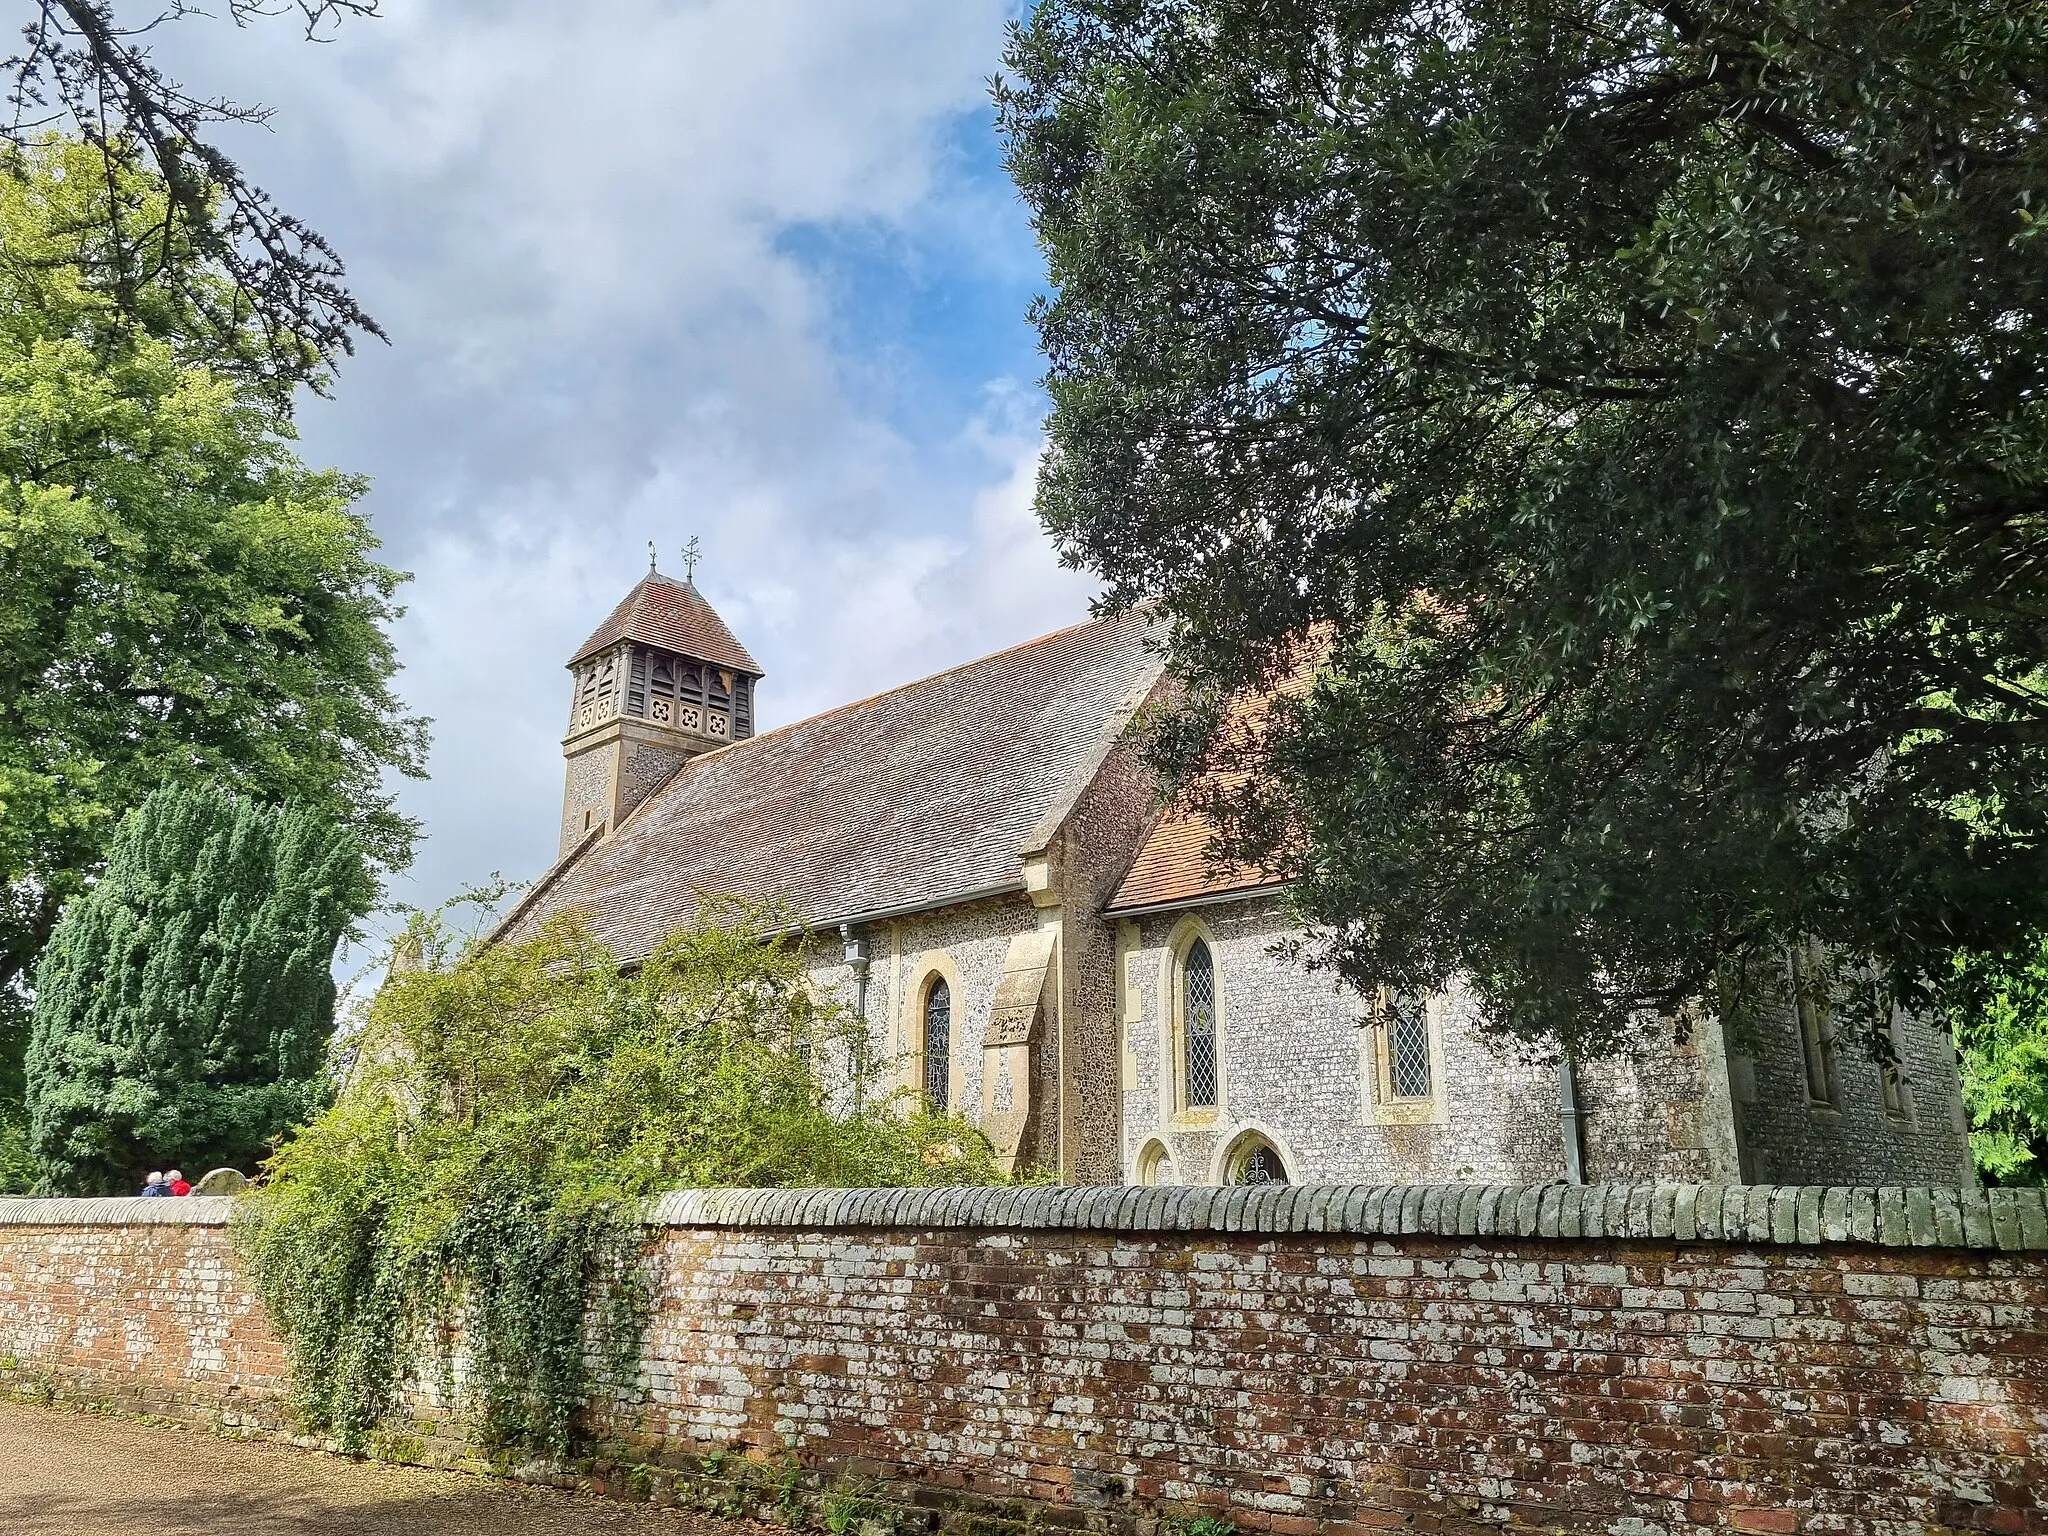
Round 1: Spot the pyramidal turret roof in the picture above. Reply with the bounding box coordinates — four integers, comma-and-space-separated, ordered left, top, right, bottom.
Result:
568, 570, 761, 675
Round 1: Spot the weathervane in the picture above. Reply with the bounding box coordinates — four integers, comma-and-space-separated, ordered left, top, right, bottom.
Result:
648, 540, 658, 574
682, 536, 702, 583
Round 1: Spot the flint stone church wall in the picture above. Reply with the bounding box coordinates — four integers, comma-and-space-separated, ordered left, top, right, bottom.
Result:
805, 894, 1066, 1170
1121, 898, 1738, 1188
1126, 898, 1538, 1184
1728, 995, 1972, 1189
1121, 895, 1972, 1194
1054, 718, 1171, 1185
3, 1185, 2043, 1536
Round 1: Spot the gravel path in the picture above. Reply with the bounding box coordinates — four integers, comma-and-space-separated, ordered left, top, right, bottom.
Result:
0, 1400, 741, 1535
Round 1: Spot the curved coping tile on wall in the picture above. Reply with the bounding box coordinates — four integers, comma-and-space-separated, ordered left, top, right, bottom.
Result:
5, 1183, 2041, 1252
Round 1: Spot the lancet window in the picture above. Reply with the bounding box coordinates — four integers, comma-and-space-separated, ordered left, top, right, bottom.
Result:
923, 977, 952, 1109
1789, 947, 1838, 1107
1385, 992, 1433, 1100
1179, 938, 1218, 1111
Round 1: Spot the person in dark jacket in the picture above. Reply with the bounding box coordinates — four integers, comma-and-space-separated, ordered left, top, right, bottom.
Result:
139, 1171, 169, 1197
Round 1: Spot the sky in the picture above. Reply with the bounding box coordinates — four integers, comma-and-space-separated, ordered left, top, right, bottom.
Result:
146, 0, 1096, 940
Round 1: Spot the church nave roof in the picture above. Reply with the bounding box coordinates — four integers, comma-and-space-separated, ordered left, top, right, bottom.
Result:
504, 608, 1165, 956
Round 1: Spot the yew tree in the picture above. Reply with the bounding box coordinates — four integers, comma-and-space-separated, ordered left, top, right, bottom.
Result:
998, 2, 2048, 1053
26, 781, 373, 1193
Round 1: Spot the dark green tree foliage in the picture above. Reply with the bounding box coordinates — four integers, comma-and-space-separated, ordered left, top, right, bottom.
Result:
7, 2, 385, 397
26, 781, 373, 1193
999, 2, 2048, 1051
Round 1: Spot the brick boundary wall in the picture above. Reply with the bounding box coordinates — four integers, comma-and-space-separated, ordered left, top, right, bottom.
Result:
2, 1184, 2044, 1535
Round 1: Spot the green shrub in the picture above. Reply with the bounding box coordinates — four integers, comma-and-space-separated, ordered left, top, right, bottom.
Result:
1947, 939, 2048, 1184
239, 898, 1016, 1459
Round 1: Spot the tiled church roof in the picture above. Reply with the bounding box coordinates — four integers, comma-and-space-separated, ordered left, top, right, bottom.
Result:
1105, 652, 1319, 916
504, 610, 1165, 956
568, 572, 762, 674
1105, 800, 1280, 915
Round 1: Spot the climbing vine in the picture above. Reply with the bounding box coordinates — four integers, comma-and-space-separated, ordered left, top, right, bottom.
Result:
238, 899, 1015, 1458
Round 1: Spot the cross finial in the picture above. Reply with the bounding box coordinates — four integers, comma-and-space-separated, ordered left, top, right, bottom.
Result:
648, 540, 658, 574
682, 535, 702, 583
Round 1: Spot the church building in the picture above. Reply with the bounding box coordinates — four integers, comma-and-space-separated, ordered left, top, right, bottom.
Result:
498, 566, 1976, 1190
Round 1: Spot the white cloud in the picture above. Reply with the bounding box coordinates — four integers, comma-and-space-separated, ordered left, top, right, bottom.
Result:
147, 2, 1096, 922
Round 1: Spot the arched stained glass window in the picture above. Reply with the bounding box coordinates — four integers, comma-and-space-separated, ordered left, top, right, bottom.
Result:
1182, 939, 1217, 1109
923, 977, 951, 1109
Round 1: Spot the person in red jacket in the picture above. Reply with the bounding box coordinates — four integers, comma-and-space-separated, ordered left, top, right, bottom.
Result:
167, 1170, 191, 1197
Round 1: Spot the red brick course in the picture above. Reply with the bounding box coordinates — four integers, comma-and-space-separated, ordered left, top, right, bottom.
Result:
0, 1215, 287, 1425
0, 1202, 2041, 1534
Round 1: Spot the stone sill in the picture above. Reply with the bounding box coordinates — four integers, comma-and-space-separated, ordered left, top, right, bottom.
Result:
6, 1182, 2039, 1251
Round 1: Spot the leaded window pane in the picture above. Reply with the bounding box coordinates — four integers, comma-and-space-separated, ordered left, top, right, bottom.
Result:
1388, 992, 1431, 1099
923, 978, 951, 1109
1183, 940, 1217, 1108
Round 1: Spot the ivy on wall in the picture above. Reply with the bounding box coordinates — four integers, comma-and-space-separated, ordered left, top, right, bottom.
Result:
239, 899, 1019, 1458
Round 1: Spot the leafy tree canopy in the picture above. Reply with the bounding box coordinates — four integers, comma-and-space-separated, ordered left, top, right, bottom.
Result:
1947, 941, 2048, 1183
0, 136, 425, 1108
999, 1, 2048, 1053
240, 900, 1019, 1458
25, 780, 373, 1193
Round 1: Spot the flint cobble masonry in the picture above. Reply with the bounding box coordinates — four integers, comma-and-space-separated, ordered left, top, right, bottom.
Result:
1, 1184, 2044, 1535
